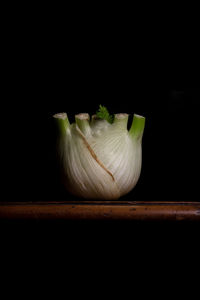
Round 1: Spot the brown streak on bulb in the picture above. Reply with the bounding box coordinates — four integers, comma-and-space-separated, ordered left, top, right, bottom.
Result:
75, 125, 115, 182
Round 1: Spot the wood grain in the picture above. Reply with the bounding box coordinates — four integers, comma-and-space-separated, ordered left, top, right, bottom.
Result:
0, 201, 200, 221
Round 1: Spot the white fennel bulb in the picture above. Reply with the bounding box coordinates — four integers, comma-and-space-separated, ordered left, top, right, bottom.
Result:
53, 106, 145, 200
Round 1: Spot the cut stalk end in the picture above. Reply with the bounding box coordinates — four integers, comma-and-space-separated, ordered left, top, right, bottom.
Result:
75, 113, 91, 135
113, 113, 129, 130
129, 114, 145, 140
53, 112, 70, 136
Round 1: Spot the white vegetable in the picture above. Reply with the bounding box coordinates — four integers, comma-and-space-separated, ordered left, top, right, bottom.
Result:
53, 111, 145, 200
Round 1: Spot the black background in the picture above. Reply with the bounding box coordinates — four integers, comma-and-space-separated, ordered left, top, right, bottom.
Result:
10, 86, 200, 202
4, 16, 200, 202
1, 9, 200, 287
3, 79, 200, 291
3, 33, 200, 256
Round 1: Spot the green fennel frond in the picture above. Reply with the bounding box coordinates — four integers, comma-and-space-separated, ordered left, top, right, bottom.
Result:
96, 105, 114, 124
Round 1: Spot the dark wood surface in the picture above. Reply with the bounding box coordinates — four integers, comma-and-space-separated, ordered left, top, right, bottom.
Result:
0, 201, 200, 221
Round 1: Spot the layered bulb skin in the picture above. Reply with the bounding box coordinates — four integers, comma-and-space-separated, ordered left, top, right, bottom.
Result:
54, 112, 145, 200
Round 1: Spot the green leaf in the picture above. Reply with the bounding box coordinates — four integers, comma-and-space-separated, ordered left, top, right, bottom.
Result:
96, 105, 114, 124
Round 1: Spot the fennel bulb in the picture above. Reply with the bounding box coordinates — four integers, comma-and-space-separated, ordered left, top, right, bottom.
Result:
53, 106, 145, 200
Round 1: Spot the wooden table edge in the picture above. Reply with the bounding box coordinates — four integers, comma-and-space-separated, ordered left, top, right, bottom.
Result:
0, 201, 200, 221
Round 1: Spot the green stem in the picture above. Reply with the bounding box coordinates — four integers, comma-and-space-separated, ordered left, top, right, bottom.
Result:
75, 113, 91, 135
113, 114, 129, 130
53, 113, 70, 136
129, 114, 145, 140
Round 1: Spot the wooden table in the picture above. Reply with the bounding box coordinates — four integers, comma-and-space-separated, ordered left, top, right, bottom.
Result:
0, 201, 200, 221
